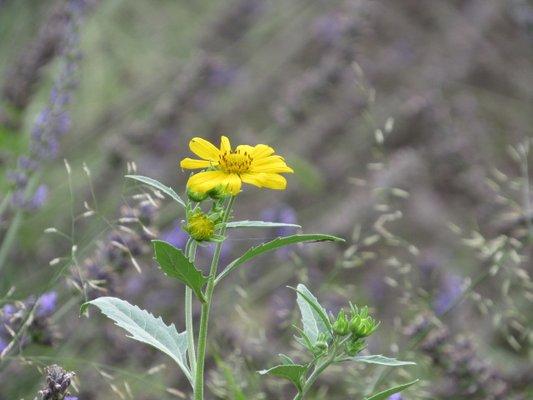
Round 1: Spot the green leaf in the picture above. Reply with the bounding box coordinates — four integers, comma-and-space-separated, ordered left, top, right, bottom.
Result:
153, 240, 208, 303
81, 297, 192, 384
226, 220, 301, 229
294, 284, 332, 344
365, 379, 419, 400
258, 364, 307, 392
215, 234, 344, 285
352, 355, 416, 366
126, 175, 185, 207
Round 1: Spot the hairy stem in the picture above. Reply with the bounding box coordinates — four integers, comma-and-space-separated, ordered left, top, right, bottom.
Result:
186, 240, 198, 379
194, 196, 235, 400
293, 350, 336, 400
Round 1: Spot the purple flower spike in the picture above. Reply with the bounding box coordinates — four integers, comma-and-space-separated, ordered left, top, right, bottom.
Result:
36, 291, 58, 317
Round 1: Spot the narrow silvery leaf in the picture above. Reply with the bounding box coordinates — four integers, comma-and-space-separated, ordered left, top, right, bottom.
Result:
215, 234, 344, 284
153, 240, 208, 303
294, 284, 332, 344
352, 355, 416, 366
226, 220, 301, 229
82, 297, 192, 384
125, 175, 185, 207
365, 379, 419, 400
258, 364, 307, 392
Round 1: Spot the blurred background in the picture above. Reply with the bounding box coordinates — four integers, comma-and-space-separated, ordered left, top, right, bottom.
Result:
0, 0, 532, 398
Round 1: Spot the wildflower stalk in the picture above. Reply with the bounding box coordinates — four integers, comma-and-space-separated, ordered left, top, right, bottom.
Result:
185, 239, 198, 376
294, 345, 337, 400
0, 173, 40, 274
194, 195, 235, 400
0, 210, 22, 275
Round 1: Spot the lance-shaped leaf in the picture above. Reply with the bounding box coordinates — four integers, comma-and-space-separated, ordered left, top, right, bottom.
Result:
153, 240, 208, 302
81, 297, 192, 384
258, 364, 307, 392
294, 284, 332, 345
365, 379, 419, 400
126, 175, 185, 208
226, 220, 301, 229
352, 355, 416, 366
215, 234, 344, 285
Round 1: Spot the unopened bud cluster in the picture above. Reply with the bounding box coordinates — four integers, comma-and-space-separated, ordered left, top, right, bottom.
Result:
332, 305, 379, 356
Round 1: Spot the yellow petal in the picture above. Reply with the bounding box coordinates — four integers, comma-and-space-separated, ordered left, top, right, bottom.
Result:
180, 158, 213, 170
190, 137, 220, 161
251, 156, 294, 173
223, 173, 242, 195
260, 173, 287, 190
240, 172, 264, 188
236, 144, 254, 155
251, 144, 275, 159
187, 170, 228, 193
220, 136, 231, 154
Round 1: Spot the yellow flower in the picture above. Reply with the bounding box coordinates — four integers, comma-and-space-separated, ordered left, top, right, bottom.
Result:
180, 136, 293, 195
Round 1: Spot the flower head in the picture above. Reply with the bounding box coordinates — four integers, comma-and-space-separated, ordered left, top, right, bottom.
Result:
180, 136, 293, 195
185, 211, 216, 241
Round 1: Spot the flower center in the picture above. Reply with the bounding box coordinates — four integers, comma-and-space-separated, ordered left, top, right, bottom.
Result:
219, 151, 252, 174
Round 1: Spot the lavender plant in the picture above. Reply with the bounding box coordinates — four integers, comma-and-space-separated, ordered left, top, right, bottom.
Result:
81, 136, 414, 399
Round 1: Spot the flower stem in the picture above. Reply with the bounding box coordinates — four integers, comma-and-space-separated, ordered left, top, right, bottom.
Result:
0, 211, 22, 275
186, 240, 198, 378
293, 353, 335, 400
194, 196, 235, 400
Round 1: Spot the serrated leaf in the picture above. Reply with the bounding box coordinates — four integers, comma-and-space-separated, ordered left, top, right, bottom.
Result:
215, 234, 344, 284
226, 220, 301, 229
153, 240, 208, 303
352, 355, 416, 366
126, 175, 185, 207
82, 297, 192, 384
258, 364, 307, 391
365, 379, 419, 400
294, 284, 332, 344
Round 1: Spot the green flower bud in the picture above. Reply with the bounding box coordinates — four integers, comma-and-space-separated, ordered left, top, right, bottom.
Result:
207, 185, 230, 200
332, 310, 350, 336
345, 337, 365, 356
187, 187, 208, 203
349, 306, 379, 339
312, 333, 329, 356
185, 211, 215, 241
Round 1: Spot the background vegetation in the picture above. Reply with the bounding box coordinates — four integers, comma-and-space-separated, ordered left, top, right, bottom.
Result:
0, 0, 531, 398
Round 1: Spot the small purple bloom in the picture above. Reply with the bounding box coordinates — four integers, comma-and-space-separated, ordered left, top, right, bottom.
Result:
433, 273, 462, 315
388, 394, 403, 400
161, 222, 188, 249
36, 291, 58, 317
30, 184, 49, 209
0, 338, 7, 352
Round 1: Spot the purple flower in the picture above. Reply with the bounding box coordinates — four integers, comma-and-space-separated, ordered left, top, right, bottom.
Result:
388, 394, 403, 400
36, 291, 58, 317
6, 0, 85, 211
29, 184, 49, 209
160, 222, 188, 250
0, 338, 7, 353
433, 273, 462, 315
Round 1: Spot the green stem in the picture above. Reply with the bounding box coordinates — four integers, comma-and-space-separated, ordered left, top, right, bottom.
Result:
194, 196, 235, 400
0, 211, 22, 275
186, 240, 198, 377
293, 349, 336, 400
